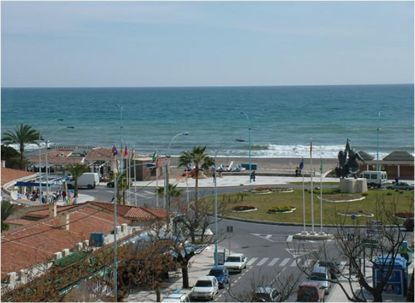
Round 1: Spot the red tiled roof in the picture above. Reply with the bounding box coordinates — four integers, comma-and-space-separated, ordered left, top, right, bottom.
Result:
1, 203, 130, 278
90, 201, 168, 220
27, 149, 84, 166
1, 168, 37, 186
23, 205, 79, 219
3, 218, 36, 227
85, 147, 114, 161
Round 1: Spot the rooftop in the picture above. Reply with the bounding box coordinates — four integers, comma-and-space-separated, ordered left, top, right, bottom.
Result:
1, 167, 37, 186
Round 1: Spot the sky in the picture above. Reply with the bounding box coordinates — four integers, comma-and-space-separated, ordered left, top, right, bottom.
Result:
1, 1, 414, 87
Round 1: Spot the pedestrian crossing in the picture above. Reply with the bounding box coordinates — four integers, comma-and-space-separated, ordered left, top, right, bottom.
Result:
245, 256, 313, 268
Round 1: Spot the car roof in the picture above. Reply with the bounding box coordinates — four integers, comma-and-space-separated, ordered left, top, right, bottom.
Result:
197, 275, 216, 281
299, 281, 322, 287
165, 293, 186, 299
312, 265, 329, 273
255, 286, 276, 293
210, 265, 226, 270
228, 253, 244, 257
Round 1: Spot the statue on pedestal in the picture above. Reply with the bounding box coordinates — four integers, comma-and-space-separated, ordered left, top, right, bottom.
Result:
336, 139, 364, 178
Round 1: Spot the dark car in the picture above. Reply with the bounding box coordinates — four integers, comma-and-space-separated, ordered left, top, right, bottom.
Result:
253, 286, 281, 302
387, 182, 414, 191
404, 217, 414, 231
207, 265, 229, 288
107, 181, 115, 188
297, 281, 325, 302
318, 260, 341, 279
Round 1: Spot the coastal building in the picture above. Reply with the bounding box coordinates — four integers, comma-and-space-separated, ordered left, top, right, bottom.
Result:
84, 147, 116, 180
27, 148, 85, 174
1, 167, 38, 200
1, 201, 168, 290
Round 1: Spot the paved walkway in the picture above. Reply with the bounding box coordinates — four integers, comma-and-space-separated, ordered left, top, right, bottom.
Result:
9, 193, 95, 206
126, 245, 216, 302
134, 175, 340, 188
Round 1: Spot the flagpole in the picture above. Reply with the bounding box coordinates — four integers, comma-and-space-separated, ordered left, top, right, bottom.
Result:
302, 169, 306, 232
133, 150, 137, 206
310, 139, 314, 234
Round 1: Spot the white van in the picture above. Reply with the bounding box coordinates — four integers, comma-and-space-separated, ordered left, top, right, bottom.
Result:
68, 172, 99, 189
360, 171, 388, 188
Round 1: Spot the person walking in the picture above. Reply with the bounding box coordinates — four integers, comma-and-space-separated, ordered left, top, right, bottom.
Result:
250, 170, 256, 182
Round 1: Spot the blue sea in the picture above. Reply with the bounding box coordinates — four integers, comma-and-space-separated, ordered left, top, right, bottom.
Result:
1, 84, 413, 158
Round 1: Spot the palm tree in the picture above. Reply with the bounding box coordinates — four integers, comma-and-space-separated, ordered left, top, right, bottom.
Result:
1, 201, 15, 231
65, 164, 90, 197
2, 124, 41, 169
178, 146, 214, 204
156, 184, 182, 211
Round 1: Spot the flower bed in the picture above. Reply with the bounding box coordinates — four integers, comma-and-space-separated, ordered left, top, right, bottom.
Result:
232, 205, 258, 212
395, 212, 414, 219
321, 194, 365, 203
250, 188, 273, 194
337, 210, 374, 218
268, 206, 296, 214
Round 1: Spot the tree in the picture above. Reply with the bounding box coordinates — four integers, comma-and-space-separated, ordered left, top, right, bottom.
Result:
1, 200, 15, 231
289, 197, 409, 302
178, 146, 214, 205
2, 124, 41, 169
156, 184, 183, 213
1, 145, 21, 169
65, 164, 90, 197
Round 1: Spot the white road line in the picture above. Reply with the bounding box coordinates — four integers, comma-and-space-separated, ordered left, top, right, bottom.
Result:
279, 258, 291, 267
304, 259, 313, 267
257, 257, 269, 266
290, 260, 298, 267
143, 190, 154, 195
247, 257, 258, 266
268, 258, 280, 266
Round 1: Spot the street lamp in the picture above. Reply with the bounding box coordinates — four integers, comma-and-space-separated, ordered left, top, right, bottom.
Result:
164, 132, 189, 211
376, 112, 381, 172
212, 149, 220, 266
240, 112, 252, 182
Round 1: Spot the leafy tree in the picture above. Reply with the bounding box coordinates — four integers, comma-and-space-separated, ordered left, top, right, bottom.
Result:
65, 164, 90, 197
1, 145, 21, 169
2, 124, 41, 168
1, 201, 15, 231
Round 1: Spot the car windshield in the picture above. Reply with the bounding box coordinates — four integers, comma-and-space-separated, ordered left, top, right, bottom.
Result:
311, 273, 327, 280
299, 287, 318, 301
226, 256, 241, 262
209, 269, 223, 276
195, 280, 212, 287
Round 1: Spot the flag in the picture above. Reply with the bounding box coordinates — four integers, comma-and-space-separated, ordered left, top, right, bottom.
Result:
112, 145, 118, 156
124, 145, 128, 158
320, 158, 323, 174
299, 158, 304, 170
152, 151, 158, 162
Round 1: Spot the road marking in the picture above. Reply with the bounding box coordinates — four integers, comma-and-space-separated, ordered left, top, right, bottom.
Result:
279, 258, 291, 267
250, 233, 275, 242
268, 258, 280, 266
304, 259, 313, 267
257, 257, 269, 266
286, 235, 293, 242
290, 260, 298, 267
247, 257, 258, 266
143, 190, 154, 195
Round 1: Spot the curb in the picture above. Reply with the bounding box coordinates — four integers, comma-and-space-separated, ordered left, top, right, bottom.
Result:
216, 214, 395, 228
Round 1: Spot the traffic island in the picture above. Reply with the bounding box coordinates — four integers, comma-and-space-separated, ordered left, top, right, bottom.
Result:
292, 231, 334, 240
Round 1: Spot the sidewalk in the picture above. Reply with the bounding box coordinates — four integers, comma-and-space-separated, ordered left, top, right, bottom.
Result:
133, 175, 340, 188
126, 245, 216, 302
9, 192, 94, 206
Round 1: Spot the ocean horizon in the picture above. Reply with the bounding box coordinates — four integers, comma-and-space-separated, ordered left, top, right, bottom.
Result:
2, 84, 413, 158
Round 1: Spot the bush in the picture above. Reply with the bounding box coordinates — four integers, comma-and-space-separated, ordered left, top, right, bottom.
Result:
395, 212, 414, 219
233, 205, 256, 211
362, 192, 369, 197
268, 206, 295, 213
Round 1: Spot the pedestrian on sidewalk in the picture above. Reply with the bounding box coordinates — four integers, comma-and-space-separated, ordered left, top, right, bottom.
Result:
250, 170, 256, 182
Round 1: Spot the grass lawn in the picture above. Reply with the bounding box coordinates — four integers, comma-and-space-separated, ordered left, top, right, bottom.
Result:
201, 188, 414, 225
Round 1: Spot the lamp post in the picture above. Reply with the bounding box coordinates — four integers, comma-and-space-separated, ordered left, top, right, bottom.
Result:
376, 112, 381, 172
164, 132, 189, 211
240, 112, 252, 181
212, 149, 220, 266
113, 104, 124, 301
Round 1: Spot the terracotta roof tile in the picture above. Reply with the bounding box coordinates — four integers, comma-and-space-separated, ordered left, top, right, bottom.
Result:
1, 203, 130, 278
1, 168, 37, 186
85, 147, 114, 161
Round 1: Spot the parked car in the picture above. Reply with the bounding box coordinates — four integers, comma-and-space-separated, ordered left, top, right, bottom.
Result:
297, 281, 325, 302
309, 265, 331, 294
224, 253, 248, 272
190, 276, 219, 300
253, 286, 281, 302
318, 260, 341, 279
404, 217, 414, 231
387, 182, 414, 191
107, 181, 115, 188
162, 290, 191, 303
207, 265, 230, 288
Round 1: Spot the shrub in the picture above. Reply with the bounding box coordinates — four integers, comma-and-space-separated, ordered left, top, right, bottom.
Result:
362, 192, 369, 197
233, 205, 256, 211
395, 212, 414, 219
268, 205, 295, 213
